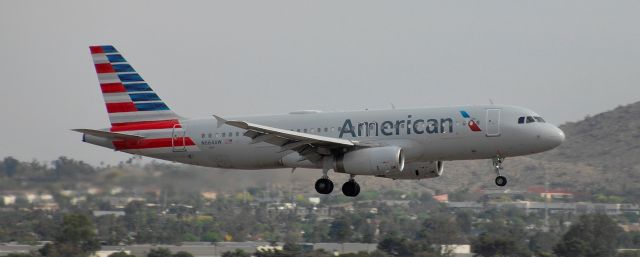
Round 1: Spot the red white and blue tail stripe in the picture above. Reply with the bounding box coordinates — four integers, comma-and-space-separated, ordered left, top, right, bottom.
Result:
90, 45, 180, 127
89, 45, 198, 153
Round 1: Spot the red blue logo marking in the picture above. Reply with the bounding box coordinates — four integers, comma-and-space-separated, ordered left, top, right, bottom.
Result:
460, 110, 482, 132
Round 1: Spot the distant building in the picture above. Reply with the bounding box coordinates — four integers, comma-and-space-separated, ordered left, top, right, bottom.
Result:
91, 250, 131, 257
2, 195, 16, 205
103, 196, 146, 209
308, 197, 320, 205
441, 244, 471, 256
256, 245, 283, 252
446, 201, 640, 215
433, 194, 449, 203
528, 186, 574, 199
201, 191, 218, 200
93, 210, 126, 217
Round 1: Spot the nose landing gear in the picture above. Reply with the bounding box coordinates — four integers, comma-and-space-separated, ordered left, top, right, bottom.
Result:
493, 156, 507, 187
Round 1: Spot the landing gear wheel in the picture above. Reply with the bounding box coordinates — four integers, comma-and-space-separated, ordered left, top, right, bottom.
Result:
495, 176, 507, 187
315, 178, 334, 194
342, 180, 360, 197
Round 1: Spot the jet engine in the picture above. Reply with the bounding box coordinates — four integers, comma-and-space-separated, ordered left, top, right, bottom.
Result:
377, 161, 444, 180
334, 146, 405, 175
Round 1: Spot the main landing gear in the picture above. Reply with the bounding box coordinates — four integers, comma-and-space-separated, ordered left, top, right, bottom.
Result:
315, 164, 334, 194
314, 171, 360, 197
341, 175, 360, 197
315, 177, 334, 194
493, 156, 507, 187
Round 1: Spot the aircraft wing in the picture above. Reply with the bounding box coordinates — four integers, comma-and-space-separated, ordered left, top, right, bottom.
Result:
214, 115, 356, 162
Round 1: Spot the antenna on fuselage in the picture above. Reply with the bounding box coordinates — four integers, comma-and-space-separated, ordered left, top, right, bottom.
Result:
390, 103, 396, 110
489, 99, 495, 105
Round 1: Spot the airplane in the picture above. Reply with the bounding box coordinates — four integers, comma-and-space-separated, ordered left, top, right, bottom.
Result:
74, 45, 565, 197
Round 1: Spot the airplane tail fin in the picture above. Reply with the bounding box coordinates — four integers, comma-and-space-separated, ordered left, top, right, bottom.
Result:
89, 45, 181, 128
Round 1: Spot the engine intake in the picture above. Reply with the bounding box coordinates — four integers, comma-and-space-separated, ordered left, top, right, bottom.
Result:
334, 146, 405, 175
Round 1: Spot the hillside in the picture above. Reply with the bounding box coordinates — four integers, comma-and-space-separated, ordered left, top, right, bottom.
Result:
536, 102, 640, 172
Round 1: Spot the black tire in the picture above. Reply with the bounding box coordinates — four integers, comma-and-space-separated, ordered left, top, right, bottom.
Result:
495, 176, 507, 187
342, 181, 360, 197
315, 178, 334, 194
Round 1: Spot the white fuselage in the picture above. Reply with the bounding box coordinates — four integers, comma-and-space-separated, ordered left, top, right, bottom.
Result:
86, 104, 565, 170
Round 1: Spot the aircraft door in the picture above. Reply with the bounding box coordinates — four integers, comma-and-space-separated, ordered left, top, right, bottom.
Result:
485, 109, 501, 137
172, 124, 187, 152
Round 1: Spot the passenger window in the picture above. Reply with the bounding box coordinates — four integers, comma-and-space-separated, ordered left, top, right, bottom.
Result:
304, 129, 308, 133
331, 127, 335, 132
228, 132, 232, 137
318, 128, 321, 133
324, 128, 328, 132
526, 116, 536, 123
297, 129, 300, 132
221, 133, 225, 137
236, 132, 240, 136
311, 128, 315, 133
534, 116, 545, 123
518, 117, 525, 124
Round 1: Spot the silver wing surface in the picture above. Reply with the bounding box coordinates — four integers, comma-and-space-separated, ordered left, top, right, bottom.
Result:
214, 115, 356, 162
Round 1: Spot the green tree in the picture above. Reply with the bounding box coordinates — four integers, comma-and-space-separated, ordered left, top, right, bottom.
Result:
529, 231, 560, 255
222, 249, 250, 257
173, 251, 194, 257
418, 214, 465, 244
7, 253, 33, 257
148, 248, 172, 257
329, 216, 353, 243
202, 231, 222, 243
39, 213, 100, 257
472, 233, 530, 257
1, 156, 20, 177
378, 235, 432, 257
56, 214, 101, 252
554, 214, 623, 257
618, 251, 640, 257
304, 223, 329, 243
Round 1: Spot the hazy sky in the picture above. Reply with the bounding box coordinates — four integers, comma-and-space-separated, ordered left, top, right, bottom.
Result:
1, 1, 639, 165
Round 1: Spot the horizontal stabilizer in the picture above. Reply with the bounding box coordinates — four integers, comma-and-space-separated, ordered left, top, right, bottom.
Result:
71, 129, 145, 140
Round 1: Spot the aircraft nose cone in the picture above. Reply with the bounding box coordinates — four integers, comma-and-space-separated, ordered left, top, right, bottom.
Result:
549, 126, 565, 147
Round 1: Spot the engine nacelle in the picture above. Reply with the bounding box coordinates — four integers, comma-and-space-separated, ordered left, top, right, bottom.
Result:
334, 146, 405, 175
378, 161, 444, 180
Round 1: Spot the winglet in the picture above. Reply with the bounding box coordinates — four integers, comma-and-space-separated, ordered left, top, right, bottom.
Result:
213, 115, 228, 128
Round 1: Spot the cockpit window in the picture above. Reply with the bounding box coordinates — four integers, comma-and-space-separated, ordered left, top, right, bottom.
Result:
518, 117, 525, 124
534, 116, 545, 123
526, 116, 536, 123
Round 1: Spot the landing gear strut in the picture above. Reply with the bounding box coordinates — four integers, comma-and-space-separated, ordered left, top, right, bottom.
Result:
493, 156, 507, 187
342, 175, 360, 197
315, 166, 334, 194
